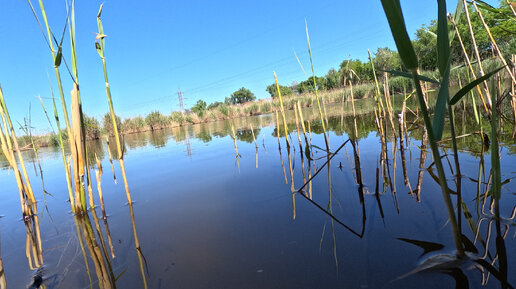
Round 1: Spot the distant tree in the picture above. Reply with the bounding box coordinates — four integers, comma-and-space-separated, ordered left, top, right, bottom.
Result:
412, 23, 438, 71
207, 101, 224, 110
103, 113, 121, 136
325, 68, 340, 90
191, 100, 207, 117
339, 59, 372, 84
84, 115, 101, 140
145, 111, 169, 130
374, 47, 401, 71
265, 84, 293, 98
225, 87, 256, 105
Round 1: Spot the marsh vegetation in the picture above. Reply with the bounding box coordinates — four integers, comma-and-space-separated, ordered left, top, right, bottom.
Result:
0, 0, 515, 288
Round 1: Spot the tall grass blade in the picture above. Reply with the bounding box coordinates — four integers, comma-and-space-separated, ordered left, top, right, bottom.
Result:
432, 59, 451, 141
436, 0, 450, 76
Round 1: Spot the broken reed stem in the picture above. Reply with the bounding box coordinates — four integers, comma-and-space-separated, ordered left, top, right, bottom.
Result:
95, 155, 106, 216
250, 124, 258, 149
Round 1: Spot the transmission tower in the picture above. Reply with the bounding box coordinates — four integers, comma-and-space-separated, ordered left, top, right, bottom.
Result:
177, 87, 186, 114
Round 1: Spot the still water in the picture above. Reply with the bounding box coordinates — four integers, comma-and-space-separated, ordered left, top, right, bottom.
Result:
0, 103, 515, 288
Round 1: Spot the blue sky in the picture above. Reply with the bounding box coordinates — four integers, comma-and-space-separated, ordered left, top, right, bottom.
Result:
0, 0, 497, 134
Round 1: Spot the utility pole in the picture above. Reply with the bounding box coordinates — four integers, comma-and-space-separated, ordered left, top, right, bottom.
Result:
177, 86, 185, 114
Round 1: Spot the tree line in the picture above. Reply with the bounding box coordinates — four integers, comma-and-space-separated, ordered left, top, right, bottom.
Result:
190, 0, 514, 113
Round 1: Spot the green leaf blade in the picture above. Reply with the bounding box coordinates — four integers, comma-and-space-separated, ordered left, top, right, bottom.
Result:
436, 0, 450, 76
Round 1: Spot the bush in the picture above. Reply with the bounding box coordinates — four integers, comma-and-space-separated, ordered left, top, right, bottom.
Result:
170, 111, 185, 124
145, 111, 169, 130
103, 113, 122, 136
84, 115, 101, 140
218, 104, 229, 117
123, 116, 146, 133
261, 102, 272, 113
191, 100, 207, 117
388, 76, 413, 93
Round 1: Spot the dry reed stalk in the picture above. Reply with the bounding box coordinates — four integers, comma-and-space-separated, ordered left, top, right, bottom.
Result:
449, 16, 488, 112
0, 90, 37, 207
286, 146, 296, 219
296, 102, 309, 147
382, 72, 397, 135
349, 81, 359, 140
415, 130, 428, 203
273, 72, 290, 148
103, 215, 116, 259
471, 1, 516, 84
70, 84, 87, 211
72, 215, 93, 286
77, 214, 115, 288
293, 105, 303, 153
462, 0, 492, 110
95, 155, 106, 216
24, 216, 44, 270
90, 209, 117, 283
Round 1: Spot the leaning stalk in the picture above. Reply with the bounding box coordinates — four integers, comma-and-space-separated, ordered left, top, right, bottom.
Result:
96, 4, 132, 204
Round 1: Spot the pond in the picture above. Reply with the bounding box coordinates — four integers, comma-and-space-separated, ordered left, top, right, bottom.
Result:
0, 101, 515, 289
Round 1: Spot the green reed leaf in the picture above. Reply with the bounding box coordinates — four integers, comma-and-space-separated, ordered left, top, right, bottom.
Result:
436, 0, 450, 76
54, 46, 62, 67
432, 59, 451, 141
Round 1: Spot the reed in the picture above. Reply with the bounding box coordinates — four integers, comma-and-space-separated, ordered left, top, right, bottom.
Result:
0, 87, 37, 216
305, 20, 329, 150
273, 72, 291, 148
461, 0, 492, 111
30, 0, 80, 211
96, 4, 132, 205
381, 0, 507, 258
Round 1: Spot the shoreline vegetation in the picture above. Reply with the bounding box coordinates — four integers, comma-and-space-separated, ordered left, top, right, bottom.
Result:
11, 55, 512, 151
3, 0, 515, 154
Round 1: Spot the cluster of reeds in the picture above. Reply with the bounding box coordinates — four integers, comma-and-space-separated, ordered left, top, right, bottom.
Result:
380, 0, 514, 285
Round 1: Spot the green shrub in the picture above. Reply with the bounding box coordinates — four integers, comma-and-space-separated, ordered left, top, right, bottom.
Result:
145, 111, 170, 130
170, 111, 185, 124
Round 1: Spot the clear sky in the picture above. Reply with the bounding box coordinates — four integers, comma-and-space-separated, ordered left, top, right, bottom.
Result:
0, 0, 498, 134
